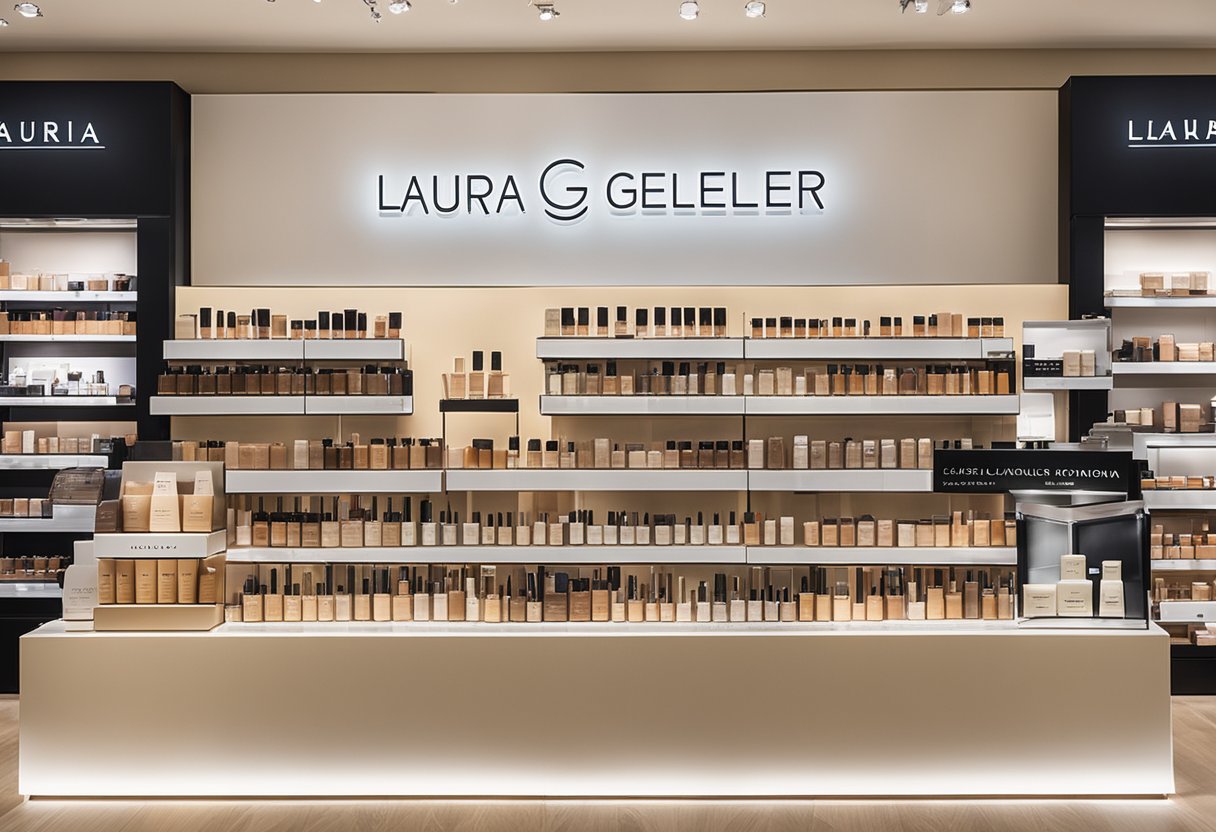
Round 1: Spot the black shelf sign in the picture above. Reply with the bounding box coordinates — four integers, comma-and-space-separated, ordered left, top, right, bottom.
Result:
933, 449, 1133, 494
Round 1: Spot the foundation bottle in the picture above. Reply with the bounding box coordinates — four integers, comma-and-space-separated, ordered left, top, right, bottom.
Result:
241, 577, 264, 622
263, 568, 284, 622
392, 567, 413, 621
926, 569, 945, 620
317, 569, 335, 621
944, 568, 964, 619
334, 576, 353, 622
981, 572, 998, 620
284, 582, 303, 622
885, 568, 906, 620
483, 569, 502, 623
372, 568, 391, 622
865, 571, 885, 621
412, 572, 431, 622
997, 574, 1014, 620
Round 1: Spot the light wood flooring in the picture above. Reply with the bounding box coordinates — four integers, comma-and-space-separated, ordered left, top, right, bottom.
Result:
0, 698, 1213, 832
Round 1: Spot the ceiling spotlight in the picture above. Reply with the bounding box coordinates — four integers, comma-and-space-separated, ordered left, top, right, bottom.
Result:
0, 18, 8, 26
536, 3, 558, 21
950, 0, 970, 12
679, 1, 699, 20
914, 0, 928, 11
743, 1, 765, 18
388, 0, 410, 11
13, 3, 40, 17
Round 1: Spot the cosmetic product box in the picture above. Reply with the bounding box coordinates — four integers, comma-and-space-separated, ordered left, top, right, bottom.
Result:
94, 554, 226, 632
95, 461, 227, 549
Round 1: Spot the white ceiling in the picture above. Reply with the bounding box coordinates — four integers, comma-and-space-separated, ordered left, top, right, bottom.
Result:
0, 0, 1214, 52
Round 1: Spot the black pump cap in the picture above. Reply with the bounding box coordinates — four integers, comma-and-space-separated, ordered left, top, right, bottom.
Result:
577, 308, 589, 326
597, 307, 609, 327
636, 308, 648, 326
491, 351, 502, 372
472, 351, 484, 371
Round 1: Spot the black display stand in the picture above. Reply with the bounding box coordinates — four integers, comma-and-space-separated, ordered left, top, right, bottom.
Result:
0, 81, 190, 691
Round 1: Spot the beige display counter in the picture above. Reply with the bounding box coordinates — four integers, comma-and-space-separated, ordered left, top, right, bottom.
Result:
19, 620, 1173, 797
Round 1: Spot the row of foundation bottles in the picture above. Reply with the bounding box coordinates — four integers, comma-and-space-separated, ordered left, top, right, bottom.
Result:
0, 310, 136, 336
541, 306, 1005, 340
178, 307, 403, 340
228, 496, 1014, 550
230, 563, 1019, 623
181, 434, 977, 472
545, 361, 1014, 397
156, 365, 413, 396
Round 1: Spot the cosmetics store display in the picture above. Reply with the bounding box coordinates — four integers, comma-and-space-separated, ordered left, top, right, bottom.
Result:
176, 307, 403, 341
745, 312, 1005, 339
222, 562, 1017, 625
0, 310, 135, 338
1105, 270, 1215, 300
544, 360, 1014, 398
1, 429, 132, 457
1116, 335, 1216, 364
0, 270, 135, 295
0, 557, 66, 583
1104, 400, 1211, 433
1021, 553, 1128, 620
442, 350, 512, 400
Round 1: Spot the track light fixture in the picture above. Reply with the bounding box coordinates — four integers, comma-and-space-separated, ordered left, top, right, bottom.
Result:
679, 1, 699, 20
388, 0, 410, 12
743, 1, 765, 18
535, 3, 558, 21
13, 3, 40, 18
950, 0, 970, 13
0, 17, 9, 25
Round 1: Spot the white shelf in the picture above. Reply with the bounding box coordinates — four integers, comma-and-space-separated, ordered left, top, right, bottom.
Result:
1152, 560, 1216, 571
0, 505, 96, 533
226, 545, 749, 565
536, 338, 743, 360
1105, 296, 1216, 308
164, 340, 303, 361
0, 396, 129, 407
164, 339, 406, 362
1157, 600, 1216, 623
0, 291, 137, 303
1022, 377, 1114, 391
445, 468, 748, 492
0, 334, 134, 343
303, 339, 405, 361
225, 469, 442, 494
744, 395, 1020, 416
1112, 363, 1216, 376
0, 454, 107, 469
149, 396, 413, 416
93, 530, 227, 559
743, 337, 1014, 360
539, 395, 745, 416
304, 396, 412, 415
745, 547, 1017, 566
1142, 491, 1216, 511
150, 396, 306, 415
747, 469, 933, 492
0, 582, 61, 599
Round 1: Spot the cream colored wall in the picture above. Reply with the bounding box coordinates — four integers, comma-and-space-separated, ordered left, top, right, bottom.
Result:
1, 49, 1216, 94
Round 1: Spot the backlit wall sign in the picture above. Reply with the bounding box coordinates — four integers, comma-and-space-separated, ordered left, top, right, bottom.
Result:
377, 159, 826, 222
0, 120, 102, 149
1127, 117, 1216, 148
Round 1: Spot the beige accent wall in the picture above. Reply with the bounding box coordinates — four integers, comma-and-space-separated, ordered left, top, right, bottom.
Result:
0, 49, 1215, 94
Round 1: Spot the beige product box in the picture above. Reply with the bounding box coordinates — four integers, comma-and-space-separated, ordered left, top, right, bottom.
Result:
1180, 404, 1203, 433
93, 603, 224, 632
1080, 350, 1096, 377
1057, 580, 1094, 617
1140, 272, 1166, 295
1171, 273, 1193, 296
1022, 584, 1057, 618
1178, 342, 1201, 362
148, 472, 182, 532
180, 470, 216, 533
1158, 334, 1176, 361
1192, 271, 1211, 295
1062, 350, 1081, 377
1061, 553, 1087, 581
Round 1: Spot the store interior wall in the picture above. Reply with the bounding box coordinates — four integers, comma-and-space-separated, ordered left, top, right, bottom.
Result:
0, 49, 1215, 94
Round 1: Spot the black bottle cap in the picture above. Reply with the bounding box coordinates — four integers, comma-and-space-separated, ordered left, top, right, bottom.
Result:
527, 439, 541, 451
561, 307, 574, 327
636, 308, 648, 326
318, 311, 330, 329
577, 308, 589, 326
344, 309, 358, 332
491, 351, 502, 372
655, 307, 666, 326
389, 311, 402, 329
617, 306, 628, 322
199, 308, 212, 328
700, 308, 712, 326
714, 307, 727, 327
672, 307, 682, 326
545, 440, 559, 451
597, 307, 609, 328
472, 351, 484, 371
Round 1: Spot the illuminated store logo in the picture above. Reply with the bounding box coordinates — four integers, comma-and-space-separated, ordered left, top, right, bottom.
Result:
377, 157, 826, 223
1127, 118, 1216, 149
0, 120, 103, 150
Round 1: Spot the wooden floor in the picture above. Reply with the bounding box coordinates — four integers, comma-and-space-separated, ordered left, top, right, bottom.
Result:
0, 698, 1213, 831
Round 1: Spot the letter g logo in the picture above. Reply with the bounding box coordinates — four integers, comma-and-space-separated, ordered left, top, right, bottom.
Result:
539, 158, 589, 223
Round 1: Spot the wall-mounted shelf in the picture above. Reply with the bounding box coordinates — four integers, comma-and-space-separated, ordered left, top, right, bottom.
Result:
150, 396, 413, 416
1112, 363, 1216, 376
745, 546, 1017, 566
225, 545, 749, 565
305, 396, 412, 415
163, 339, 406, 362
743, 337, 1014, 361
0, 291, 137, 303
747, 469, 933, 492
225, 469, 442, 494
0, 454, 108, 470
150, 396, 306, 415
1152, 561, 1216, 571
1022, 377, 1114, 391
1142, 492, 1216, 511
0, 396, 130, 408
743, 395, 1021, 416
0, 334, 135, 343
1105, 296, 1216, 308
539, 396, 745, 416
445, 469, 749, 492
0, 505, 96, 533
537, 338, 743, 360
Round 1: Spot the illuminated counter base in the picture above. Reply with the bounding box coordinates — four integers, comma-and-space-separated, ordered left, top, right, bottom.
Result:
19, 621, 1172, 797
